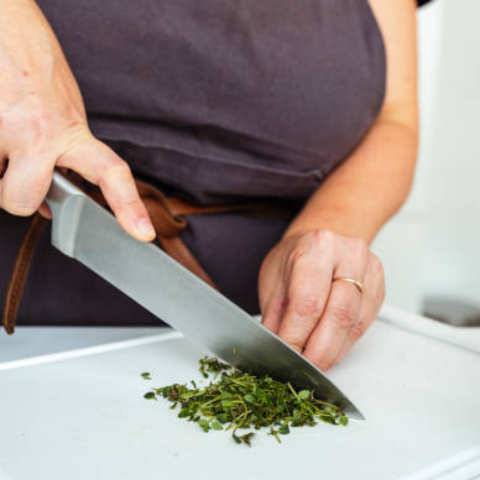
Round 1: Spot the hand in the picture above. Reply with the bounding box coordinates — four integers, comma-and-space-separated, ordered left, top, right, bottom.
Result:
259, 230, 385, 371
0, 0, 155, 241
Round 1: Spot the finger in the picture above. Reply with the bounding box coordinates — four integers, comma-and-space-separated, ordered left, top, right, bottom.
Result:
0, 152, 54, 216
276, 252, 335, 352
337, 256, 385, 360
57, 138, 155, 242
261, 287, 288, 334
303, 281, 362, 370
303, 239, 368, 370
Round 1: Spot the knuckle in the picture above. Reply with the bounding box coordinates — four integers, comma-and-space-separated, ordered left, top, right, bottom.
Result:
288, 245, 306, 266
101, 158, 131, 182
351, 236, 367, 249
289, 230, 336, 266
350, 319, 368, 339
3, 97, 48, 126
296, 229, 337, 257
25, 110, 52, 141
348, 236, 368, 260
331, 305, 356, 329
114, 162, 132, 179
310, 229, 335, 248
294, 295, 322, 319
108, 158, 131, 175
28, 110, 50, 129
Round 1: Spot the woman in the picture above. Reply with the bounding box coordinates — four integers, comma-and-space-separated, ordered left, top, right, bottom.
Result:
0, 0, 419, 371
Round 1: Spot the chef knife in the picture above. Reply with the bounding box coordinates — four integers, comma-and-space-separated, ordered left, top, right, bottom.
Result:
46, 172, 364, 419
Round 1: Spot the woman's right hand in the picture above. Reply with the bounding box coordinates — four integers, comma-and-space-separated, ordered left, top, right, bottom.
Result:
0, 0, 155, 242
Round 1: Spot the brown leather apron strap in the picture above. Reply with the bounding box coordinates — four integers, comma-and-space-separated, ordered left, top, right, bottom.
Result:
165, 197, 248, 217
2, 214, 49, 334
1, 177, 237, 335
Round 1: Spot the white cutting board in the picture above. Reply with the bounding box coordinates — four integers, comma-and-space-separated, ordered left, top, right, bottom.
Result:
0, 319, 479, 480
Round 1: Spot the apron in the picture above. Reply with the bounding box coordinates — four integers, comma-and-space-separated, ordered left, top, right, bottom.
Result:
0, 0, 386, 325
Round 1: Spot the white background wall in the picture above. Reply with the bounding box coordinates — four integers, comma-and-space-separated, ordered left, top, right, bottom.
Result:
372, 0, 480, 314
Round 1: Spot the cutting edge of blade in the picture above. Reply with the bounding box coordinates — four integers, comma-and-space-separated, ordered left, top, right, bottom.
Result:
215, 321, 366, 420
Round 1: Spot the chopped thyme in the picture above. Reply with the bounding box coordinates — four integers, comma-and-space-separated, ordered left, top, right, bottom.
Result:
143, 357, 348, 445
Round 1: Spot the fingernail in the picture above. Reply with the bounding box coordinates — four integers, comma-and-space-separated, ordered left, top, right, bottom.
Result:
137, 218, 156, 240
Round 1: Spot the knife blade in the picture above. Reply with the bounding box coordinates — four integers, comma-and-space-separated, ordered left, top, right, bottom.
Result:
46, 172, 364, 419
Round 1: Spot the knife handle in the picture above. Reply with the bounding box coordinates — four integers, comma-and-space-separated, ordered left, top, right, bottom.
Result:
45, 171, 88, 257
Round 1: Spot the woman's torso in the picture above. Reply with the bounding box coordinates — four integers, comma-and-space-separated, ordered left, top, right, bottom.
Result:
1, 0, 386, 323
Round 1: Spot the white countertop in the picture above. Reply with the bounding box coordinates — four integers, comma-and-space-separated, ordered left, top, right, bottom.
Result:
0, 307, 479, 480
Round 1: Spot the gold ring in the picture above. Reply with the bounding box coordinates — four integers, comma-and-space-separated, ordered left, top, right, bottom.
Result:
333, 277, 365, 295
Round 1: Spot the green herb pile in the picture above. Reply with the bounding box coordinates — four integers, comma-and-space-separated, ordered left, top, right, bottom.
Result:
142, 356, 348, 446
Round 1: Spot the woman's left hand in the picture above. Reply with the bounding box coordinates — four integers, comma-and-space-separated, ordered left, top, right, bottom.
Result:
258, 229, 385, 371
